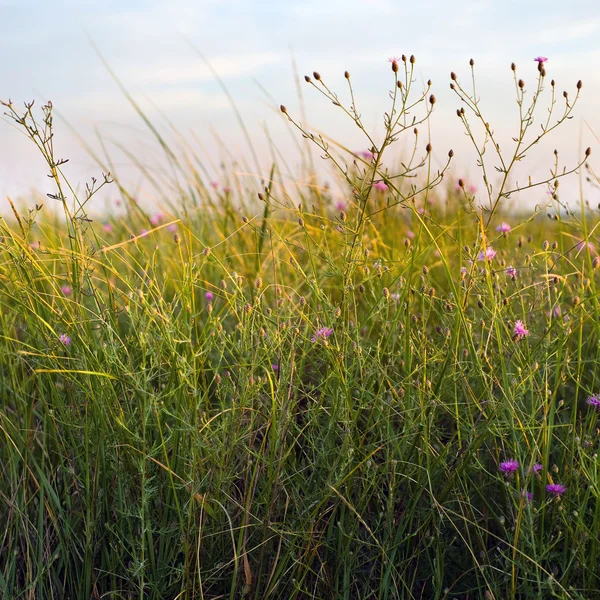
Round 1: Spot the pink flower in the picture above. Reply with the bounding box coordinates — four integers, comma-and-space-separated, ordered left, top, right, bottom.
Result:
533, 56, 548, 64
505, 266, 517, 278
531, 463, 543, 475
586, 395, 600, 411
373, 181, 388, 192
102, 222, 113, 233
496, 222, 511, 233
224, 186, 232, 194
60, 285, 72, 297
499, 459, 519, 475
406, 230, 415, 239
272, 364, 279, 372
210, 181, 219, 189
522, 490, 533, 502
514, 320, 529, 338
357, 150, 374, 161
467, 184, 477, 194
335, 201, 346, 211
576, 240, 596, 255
167, 223, 178, 233
311, 327, 333, 343
546, 483, 566, 496
59, 333, 71, 346
205, 291, 214, 301
477, 247, 496, 261
150, 213, 164, 226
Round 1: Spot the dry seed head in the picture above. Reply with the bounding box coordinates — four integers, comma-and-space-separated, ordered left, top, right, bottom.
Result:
518, 79, 525, 89
359, 283, 365, 293
563, 90, 568, 98
280, 104, 287, 114
577, 80, 582, 89
173, 233, 180, 244
511, 62, 516, 71
585, 147, 592, 157
313, 71, 321, 80
426, 143, 432, 153
344, 70, 350, 79
391, 60, 399, 73
244, 302, 252, 314
448, 149, 454, 158
220, 279, 227, 290
258, 192, 264, 201
458, 178, 465, 188
592, 256, 600, 269
551, 79, 555, 87
469, 58, 474, 66
383, 287, 390, 299
334, 306, 342, 318
304, 75, 311, 83
450, 71, 457, 81
410, 55, 415, 64
255, 277, 263, 289
340, 211, 346, 222
429, 94, 436, 105
298, 217, 305, 227
203, 246, 211, 257
401, 54, 407, 62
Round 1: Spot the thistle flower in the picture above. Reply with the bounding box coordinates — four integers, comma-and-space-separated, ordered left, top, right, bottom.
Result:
60, 285, 72, 296
546, 483, 566, 496
167, 223, 178, 233
532, 463, 543, 474
586, 394, 600, 411
522, 490, 533, 502
477, 247, 496, 261
505, 266, 517, 278
205, 291, 214, 301
311, 327, 333, 343
496, 222, 511, 233
373, 181, 389, 192
356, 150, 374, 161
59, 333, 71, 346
499, 459, 519, 475
533, 56, 548, 64
150, 213, 164, 226
514, 320, 529, 338
102, 222, 113, 233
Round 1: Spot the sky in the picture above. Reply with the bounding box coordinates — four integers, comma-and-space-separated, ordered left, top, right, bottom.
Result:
2, 0, 600, 214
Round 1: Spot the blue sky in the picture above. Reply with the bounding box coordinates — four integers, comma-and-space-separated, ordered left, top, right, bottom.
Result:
2, 0, 600, 210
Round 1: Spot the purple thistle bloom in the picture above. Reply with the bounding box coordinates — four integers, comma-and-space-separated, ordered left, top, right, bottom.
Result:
505, 266, 517, 278
586, 395, 600, 411
546, 483, 566, 496
533, 56, 548, 64
522, 490, 533, 502
356, 150, 374, 161
272, 364, 279, 372
205, 291, 214, 301
499, 459, 519, 475
533, 463, 543, 474
373, 181, 388, 192
60, 285, 72, 296
496, 222, 511, 233
311, 327, 333, 343
477, 247, 496, 261
59, 333, 71, 346
514, 320, 529, 338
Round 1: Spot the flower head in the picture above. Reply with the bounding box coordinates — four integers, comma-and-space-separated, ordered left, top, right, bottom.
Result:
546, 483, 566, 496
533, 463, 543, 474
533, 56, 548, 65
522, 490, 533, 502
496, 222, 511, 233
586, 394, 600, 411
102, 222, 113, 233
167, 223, 178, 233
272, 363, 279, 372
205, 291, 214, 301
150, 213, 164, 226
499, 459, 520, 475
373, 181, 389, 192
60, 285, 72, 297
514, 320, 529, 338
59, 333, 71, 346
505, 266, 517, 278
311, 327, 333, 343
477, 247, 496, 261
356, 150, 374, 161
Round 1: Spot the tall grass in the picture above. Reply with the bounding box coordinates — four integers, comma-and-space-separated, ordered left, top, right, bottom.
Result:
0, 56, 599, 599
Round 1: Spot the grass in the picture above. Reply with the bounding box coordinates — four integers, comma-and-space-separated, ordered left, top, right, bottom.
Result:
0, 56, 599, 599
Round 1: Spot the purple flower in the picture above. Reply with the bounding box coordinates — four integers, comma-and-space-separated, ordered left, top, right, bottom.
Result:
533, 463, 543, 474
150, 213, 164, 226
60, 285, 72, 296
533, 56, 548, 64
576, 240, 596, 255
586, 395, 600, 411
522, 490, 533, 502
496, 222, 511, 233
335, 201, 346, 211
373, 181, 388, 192
272, 364, 279, 372
59, 333, 71, 346
499, 459, 519, 475
311, 327, 333, 343
357, 150, 374, 161
505, 266, 517, 278
477, 247, 496, 261
546, 483, 566, 496
205, 291, 214, 301
102, 222, 113, 233
514, 320, 529, 338
167, 223, 178, 233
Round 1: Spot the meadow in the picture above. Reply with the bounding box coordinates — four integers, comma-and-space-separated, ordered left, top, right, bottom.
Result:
1, 56, 599, 599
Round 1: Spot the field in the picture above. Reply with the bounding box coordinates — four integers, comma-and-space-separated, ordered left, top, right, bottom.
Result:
1, 58, 600, 599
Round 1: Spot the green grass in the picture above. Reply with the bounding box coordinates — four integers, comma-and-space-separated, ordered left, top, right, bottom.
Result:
1, 57, 599, 599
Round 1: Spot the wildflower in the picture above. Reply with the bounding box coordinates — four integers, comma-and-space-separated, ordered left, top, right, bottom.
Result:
356, 150, 374, 161
477, 247, 496, 261
167, 223, 178, 233
102, 222, 113, 233
533, 56, 548, 65
139, 230, 149, 238
514, 320, 529, 338
373, 181, 388, 192
272, 364, 279, 372
505, 266, 517, 278
335, 201, 346, 211
59, 333, 71, 346
210, 181, 219, 189
205, 291, 214, 301
522, 490, 533, 502
586, 394, 600, 411
311, 327, 333, 343
499, 459, 520, 475
533, 463, 543, 474
496, 222, 511, 233
60, 285, 72, 296
576, 240, 596, 255
546, 483, 566, 496
467, 184, 477, 194
460, 266, 467, 279
150, 213, 163, 226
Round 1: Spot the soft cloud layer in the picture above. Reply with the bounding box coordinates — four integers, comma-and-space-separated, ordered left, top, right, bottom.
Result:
2, 0, 600, 208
